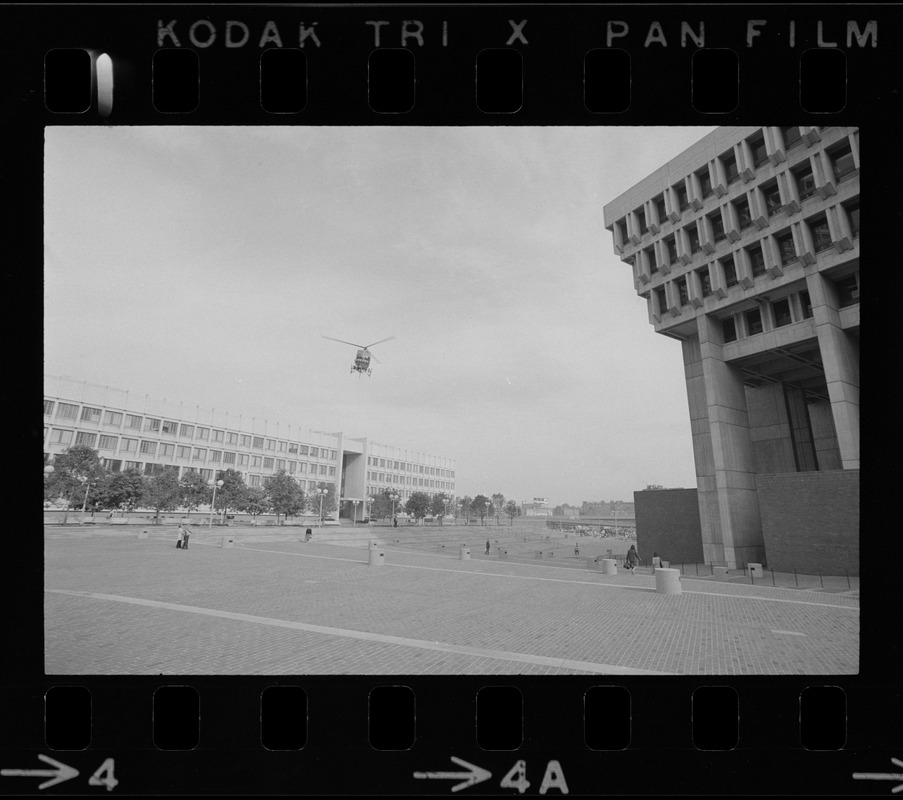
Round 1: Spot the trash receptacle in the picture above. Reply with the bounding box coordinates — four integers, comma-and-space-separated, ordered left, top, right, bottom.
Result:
368, 540, 385, 567
748, 562, 763, 578
459, 546, 470, 560
655, 568, 682, 595
599, 558, 617, 575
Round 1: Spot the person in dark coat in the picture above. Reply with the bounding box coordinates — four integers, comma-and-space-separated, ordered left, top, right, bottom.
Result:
485, 539, 491, 555
305, 527, 312, 541
393, 517, 398, 528
625, 544, 639, 574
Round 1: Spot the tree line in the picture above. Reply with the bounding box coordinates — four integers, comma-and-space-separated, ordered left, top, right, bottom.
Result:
43, 444, 336, 524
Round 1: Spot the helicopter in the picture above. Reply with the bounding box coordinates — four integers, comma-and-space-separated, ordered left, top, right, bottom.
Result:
322, 336, 396, 376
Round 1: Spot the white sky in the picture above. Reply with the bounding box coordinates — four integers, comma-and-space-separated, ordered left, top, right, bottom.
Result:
44, 125, 717, 506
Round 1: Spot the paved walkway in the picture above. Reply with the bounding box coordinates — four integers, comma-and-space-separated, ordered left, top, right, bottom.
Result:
44, 530, 859, 675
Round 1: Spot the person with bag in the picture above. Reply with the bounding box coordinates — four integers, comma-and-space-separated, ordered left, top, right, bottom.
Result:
176, 524, 184, 549
625, 544, 639, 574
652, 551, 663, 572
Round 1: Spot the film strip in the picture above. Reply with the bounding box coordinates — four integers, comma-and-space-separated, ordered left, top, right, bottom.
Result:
7, 2, 898, 796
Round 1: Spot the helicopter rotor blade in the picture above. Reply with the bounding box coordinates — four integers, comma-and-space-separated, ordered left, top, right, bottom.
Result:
368, 352, 381, 365
364, 336, 396, 349
322, 336, 365, 349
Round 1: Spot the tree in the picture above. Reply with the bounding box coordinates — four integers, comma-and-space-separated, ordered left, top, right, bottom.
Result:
44, 445, 106, 523
370, 487, 400, 521
504, 500, 521, 525
215, 469, 248, 522
310, 481, 337, 522
472, 494, 490, 526
430, 493, 449, 525
405, 491, 432, 524
143, 468, 181, 522
179, 470, 211, 515
241, 487, 271, 522
94, 468, 145, 517
491, 493, 505, 525
264, 470, 305, 524
460, 496, 473, 526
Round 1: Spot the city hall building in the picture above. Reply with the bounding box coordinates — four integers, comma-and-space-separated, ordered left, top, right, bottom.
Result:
603, 126, 859, 571
43, 375, 457, 519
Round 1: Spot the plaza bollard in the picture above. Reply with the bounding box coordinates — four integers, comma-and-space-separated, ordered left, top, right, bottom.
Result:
713, 566, 729, 580
368, 540, 385, 567
459, 546, 470, 560
221, 536, 234, 549
137, 529, 148, 539
655, 568, 682, 595
600, 558, 617, 576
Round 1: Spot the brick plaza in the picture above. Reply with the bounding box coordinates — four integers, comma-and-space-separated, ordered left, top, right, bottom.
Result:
44, 527, 859, 676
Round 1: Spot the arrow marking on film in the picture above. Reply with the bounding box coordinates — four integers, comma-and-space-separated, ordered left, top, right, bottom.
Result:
414, 756, 492, 792
1, 754, 80, 790
853, 757, 903, 794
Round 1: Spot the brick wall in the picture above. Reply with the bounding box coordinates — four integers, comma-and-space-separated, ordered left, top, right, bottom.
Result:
755, 470, 859, 575
633, 488, 705, 565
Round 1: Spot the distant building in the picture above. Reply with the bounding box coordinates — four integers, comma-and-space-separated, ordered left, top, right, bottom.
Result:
604, 125, 859, 568
43, 375, 457, 521
552, 504, 580, 519
521, 497, 552, 517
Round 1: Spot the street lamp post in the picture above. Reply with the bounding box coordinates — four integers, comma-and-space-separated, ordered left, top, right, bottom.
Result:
368, 495, 375, 524
316, 487, 329, 527
352, 499, 360, 523
443, 497, 449, 526
389, 491, 399, 525
208, 479, 224, 527
484, 500, 491, 526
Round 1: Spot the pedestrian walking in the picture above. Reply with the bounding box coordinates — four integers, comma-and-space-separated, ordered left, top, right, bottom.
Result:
652, 551, 663, 571
176, 524, 183, 549
574, 544, 580, 557
305, 527, 312, 542
626, 544, 639, 574
181, 523, 192, 550
485, 539, 490, 555
393, 517, 398, 528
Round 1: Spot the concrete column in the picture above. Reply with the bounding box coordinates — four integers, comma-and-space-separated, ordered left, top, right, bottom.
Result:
691, 316, 764, 568
806, 272, 860, 469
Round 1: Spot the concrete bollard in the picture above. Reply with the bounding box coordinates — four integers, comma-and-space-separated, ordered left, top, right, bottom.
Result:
221, 536, 234, 548
368, 540, 385, 567
655, 568, 682, 595
599, 558, 617, 575
137, 529, 148, 539
713, 566, 729, 580
459, 546, 470, 560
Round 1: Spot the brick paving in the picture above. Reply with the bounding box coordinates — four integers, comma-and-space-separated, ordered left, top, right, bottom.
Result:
44, 530, 859, 676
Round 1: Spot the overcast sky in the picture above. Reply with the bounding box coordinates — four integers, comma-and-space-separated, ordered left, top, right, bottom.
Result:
44, 125, 717, 506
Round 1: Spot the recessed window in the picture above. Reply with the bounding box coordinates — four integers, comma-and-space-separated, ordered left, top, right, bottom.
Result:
745, 308, 764, 335
722, 316, 738, 343
687, 224, 701, 253
178, 445, 191, 459
722, 255, 738, 287
213, 429, 224, 442
733, 196, 752, 228
210, 450, 222, 462
181, 424, 195, 438
267, 440, 276, 451
240, 434, 251, 447
722, 153, 739, 183
59, 405, 80, 421
709, 211, 726, 242
776, 231, 797, 265
98, 435, 118, 450
75, 431, 97, 447
655, 287, 667, 315
675, 182, 689, 212
763, 182, 782, 216
140, 440, 157, 455
253, 436, 264, 449
159, 443, 174, 457
780, 126, 802, 149
145, 417, 160, 432
676, 277, 690, 306
800, 290, 813, 318
749, 135, 768, 167
833, 274, 860, 307
697, 167, 713, 198
808, 215, 833, 252
264, 457, 275, 469
636, 207, 648, 235
121, 438, 138, 452
664, 235, 678, 264
51, 429, 73, 445
654, 194, 667, 223
773, 298, 792, 327
747, 243, 767, 277
43, 399, 55, 416
793, 163, 817, 200
616, 218, 628, 243
227, 432, 239, 445
697, 267, 712, 297
196, 427, 209, 440
645, 245, 658, 274
829, 143, 856, 183
252, 456, 261, 467
162, 420, 178, 435
224, 452, 236, 464
194, 448, 207, 460
843, 199, 860, 238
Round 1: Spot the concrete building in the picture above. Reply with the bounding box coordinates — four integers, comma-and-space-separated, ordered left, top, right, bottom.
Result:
521, 497, 553, 517
604, 126, 859, 568
43, 375, 456, 520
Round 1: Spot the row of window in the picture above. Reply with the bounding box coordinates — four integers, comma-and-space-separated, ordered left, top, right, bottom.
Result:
614, 128, 857, 251
366, 470, 455, 491
367, 455, 455, 478
641, 199, 858, 307
41, 403, 339, 459
364, 486, 451, 502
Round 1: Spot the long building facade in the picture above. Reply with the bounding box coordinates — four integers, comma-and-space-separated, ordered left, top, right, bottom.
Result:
43, 375, 457, 519
603, 126, 859, 568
